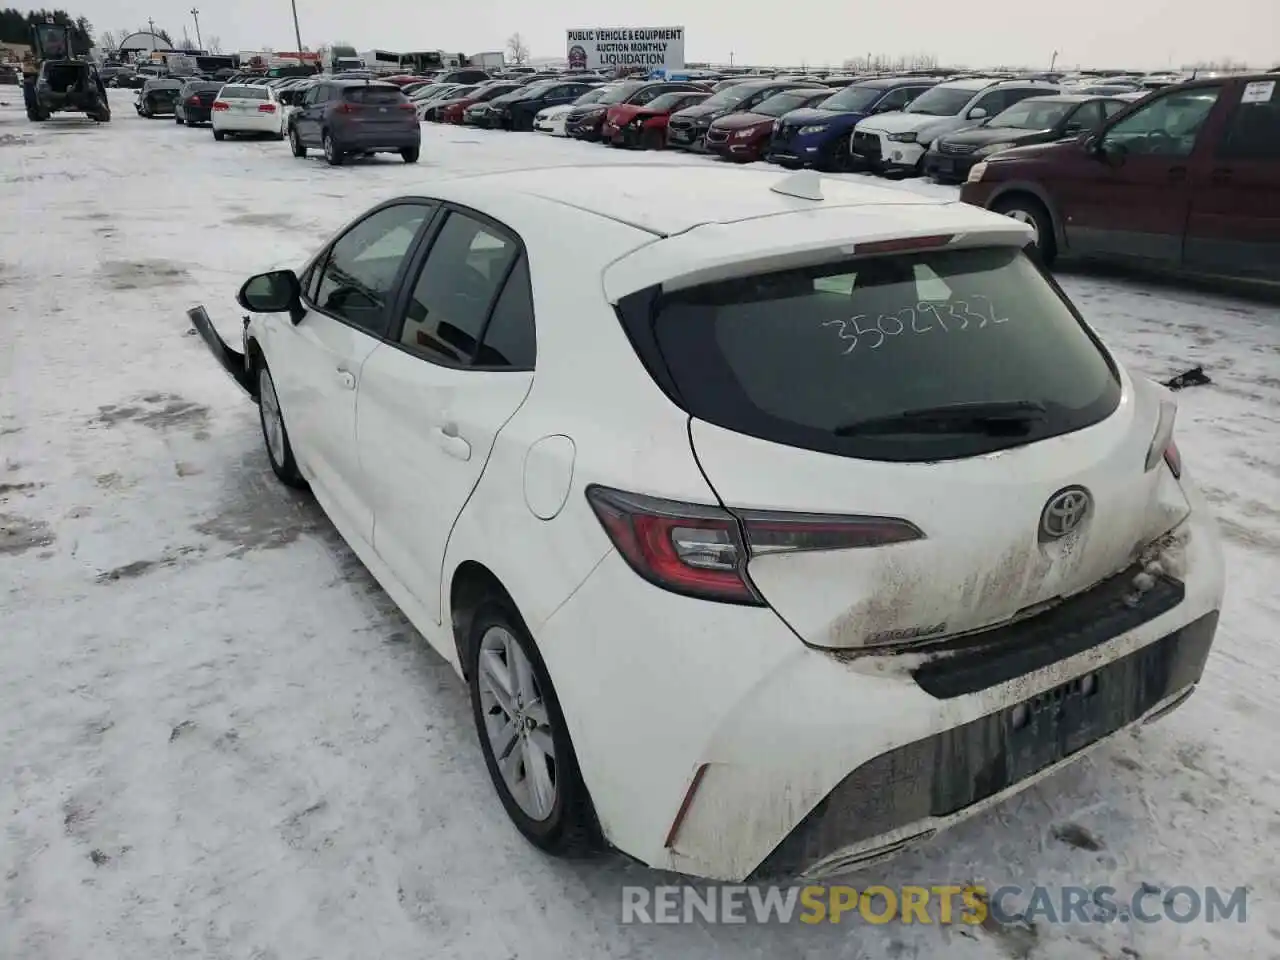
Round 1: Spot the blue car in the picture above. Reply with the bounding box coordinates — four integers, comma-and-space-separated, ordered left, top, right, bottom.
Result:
766, 76, 939, 171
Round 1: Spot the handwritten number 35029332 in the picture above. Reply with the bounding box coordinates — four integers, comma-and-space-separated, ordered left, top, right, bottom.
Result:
822, 297, 1009, 355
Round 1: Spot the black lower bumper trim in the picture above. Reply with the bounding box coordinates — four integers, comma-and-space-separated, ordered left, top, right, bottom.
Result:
750, 611, 1218, 880
912, 561, 1185, 699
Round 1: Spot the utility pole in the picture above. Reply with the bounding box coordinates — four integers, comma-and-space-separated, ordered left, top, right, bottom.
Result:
147, 17, 155, 36
729, 50, 734, 67
289, 0, 303, 54
190, 7, 202, 50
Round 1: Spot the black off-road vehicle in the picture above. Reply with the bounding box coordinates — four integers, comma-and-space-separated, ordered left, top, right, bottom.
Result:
23, 22, 111, 122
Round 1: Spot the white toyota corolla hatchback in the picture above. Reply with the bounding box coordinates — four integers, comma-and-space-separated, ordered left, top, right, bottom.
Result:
191, 165, 1224, 882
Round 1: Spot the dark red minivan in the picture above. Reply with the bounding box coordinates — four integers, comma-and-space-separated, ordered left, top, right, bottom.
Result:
959, 74, 1279, 284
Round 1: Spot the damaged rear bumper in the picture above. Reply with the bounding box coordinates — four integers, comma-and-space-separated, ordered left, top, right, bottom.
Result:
187, 305, 254, 398
537, 496, 1224, 882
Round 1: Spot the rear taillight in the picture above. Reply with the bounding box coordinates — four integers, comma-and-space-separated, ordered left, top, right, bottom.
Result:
258, 103, 276, 113
1145, 397, 1178, 475
587, 486, 758, 604
735, 511, 924, 556
398, 102, 416, 111
212, 100, 229, 111
187, 95, 201, 105
586, 486, 924, 605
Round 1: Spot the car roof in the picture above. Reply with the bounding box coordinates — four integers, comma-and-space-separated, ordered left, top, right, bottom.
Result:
445, 163, 953, 237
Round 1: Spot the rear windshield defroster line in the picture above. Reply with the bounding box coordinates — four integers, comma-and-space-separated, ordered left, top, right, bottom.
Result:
613, 246, 1121, 463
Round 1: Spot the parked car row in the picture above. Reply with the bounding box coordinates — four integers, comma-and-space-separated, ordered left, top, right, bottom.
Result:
133, 75, 422, 163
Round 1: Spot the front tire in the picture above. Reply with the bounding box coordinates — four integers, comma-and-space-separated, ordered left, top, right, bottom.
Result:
468, 601, 597, 856
289, 126, 307, 157
256, 363, 306, 488
992, 194, 1058, 265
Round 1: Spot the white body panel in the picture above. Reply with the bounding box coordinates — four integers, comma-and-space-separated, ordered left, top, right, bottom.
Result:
212, 85, 285, 135
237, 164, 1225, 882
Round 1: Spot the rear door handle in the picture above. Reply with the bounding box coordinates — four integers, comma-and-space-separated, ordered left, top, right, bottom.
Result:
336, 368, 356, 390
433, 424, 471, 461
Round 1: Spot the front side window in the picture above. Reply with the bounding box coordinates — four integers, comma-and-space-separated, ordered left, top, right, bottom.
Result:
1102, 86, 1222, 157
313, 203, 433, 336
616, 247, 1120, 463
398, 213, 519, 364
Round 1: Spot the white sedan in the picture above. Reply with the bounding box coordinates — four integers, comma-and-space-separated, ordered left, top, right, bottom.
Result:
533, 104, 573, 135
212, 83, 286, 140
189, 166, 1224, 882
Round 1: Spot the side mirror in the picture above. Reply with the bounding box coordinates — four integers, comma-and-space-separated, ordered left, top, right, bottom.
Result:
968, 106, 988, 120
237, 269, 302, 322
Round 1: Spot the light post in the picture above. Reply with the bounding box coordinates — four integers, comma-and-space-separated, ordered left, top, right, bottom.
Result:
190, 8, 202, 50
289, 0, 303, 54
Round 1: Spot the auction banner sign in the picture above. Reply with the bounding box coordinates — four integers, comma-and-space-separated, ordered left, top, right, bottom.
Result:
566, 27, 686, 72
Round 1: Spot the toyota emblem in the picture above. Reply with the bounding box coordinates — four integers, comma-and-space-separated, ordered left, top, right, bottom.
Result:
1039, 486, 1092, 541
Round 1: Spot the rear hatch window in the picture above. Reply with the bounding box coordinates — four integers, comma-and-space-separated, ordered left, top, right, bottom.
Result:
344, 86, 407, 105
619, 246, 1121, 462
222, 85, 267, 99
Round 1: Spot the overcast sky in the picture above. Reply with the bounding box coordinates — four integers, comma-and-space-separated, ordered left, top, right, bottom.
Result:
91, 0, 1277, 70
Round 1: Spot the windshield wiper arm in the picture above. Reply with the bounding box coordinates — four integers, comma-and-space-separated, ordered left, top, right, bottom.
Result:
833, 400, 1048, 437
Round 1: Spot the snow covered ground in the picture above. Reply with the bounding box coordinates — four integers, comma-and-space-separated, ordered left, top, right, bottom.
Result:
1, 89, 1278, 960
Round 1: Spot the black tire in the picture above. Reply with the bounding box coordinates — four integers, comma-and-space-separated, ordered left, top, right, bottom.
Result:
640, 129, 665, 150
467, 600, 597, 856
401, 146, 420, 163
175, 113, 184, 124
212, 128, 225, 141
289, 126, 307, 157
815, 141, 852, 173
273, 127, 285, 141
992, 194, 1058, 265
322, 131, 343, 166
27, 107, 45, 122
254, 361, 306, 489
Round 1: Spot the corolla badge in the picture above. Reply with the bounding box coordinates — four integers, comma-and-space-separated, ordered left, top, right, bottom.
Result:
1039, 486, 1092, 542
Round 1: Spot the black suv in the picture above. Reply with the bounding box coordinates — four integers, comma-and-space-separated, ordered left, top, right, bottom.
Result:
487, 78, 601, 131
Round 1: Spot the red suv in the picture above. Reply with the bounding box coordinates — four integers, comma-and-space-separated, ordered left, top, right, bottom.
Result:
959, 74, 1279, 284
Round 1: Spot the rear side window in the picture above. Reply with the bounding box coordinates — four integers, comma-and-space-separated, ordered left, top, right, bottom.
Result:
344, 86, 406, 105
1218, 82, 1279, 159
619, 247, 1121, 462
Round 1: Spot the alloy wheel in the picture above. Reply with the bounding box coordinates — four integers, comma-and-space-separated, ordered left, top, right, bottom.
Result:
477, 625, 557, 821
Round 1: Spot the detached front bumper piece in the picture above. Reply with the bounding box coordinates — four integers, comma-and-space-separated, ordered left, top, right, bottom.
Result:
188, 305, 254, 397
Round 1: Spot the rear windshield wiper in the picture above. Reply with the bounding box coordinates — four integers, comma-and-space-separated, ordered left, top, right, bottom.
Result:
833, 400, 1048, 437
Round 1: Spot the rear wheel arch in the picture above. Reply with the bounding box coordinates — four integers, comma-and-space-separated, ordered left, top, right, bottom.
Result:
450, 560, 521, 680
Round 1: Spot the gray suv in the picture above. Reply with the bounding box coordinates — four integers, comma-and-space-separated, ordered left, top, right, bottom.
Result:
288, 79, 421, 166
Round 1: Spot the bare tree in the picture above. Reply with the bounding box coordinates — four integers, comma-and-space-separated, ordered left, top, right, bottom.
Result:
180, 27, 193, 48
206, 35, 222, 53
506, 32, 529, 65
99, 29, 117, 50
